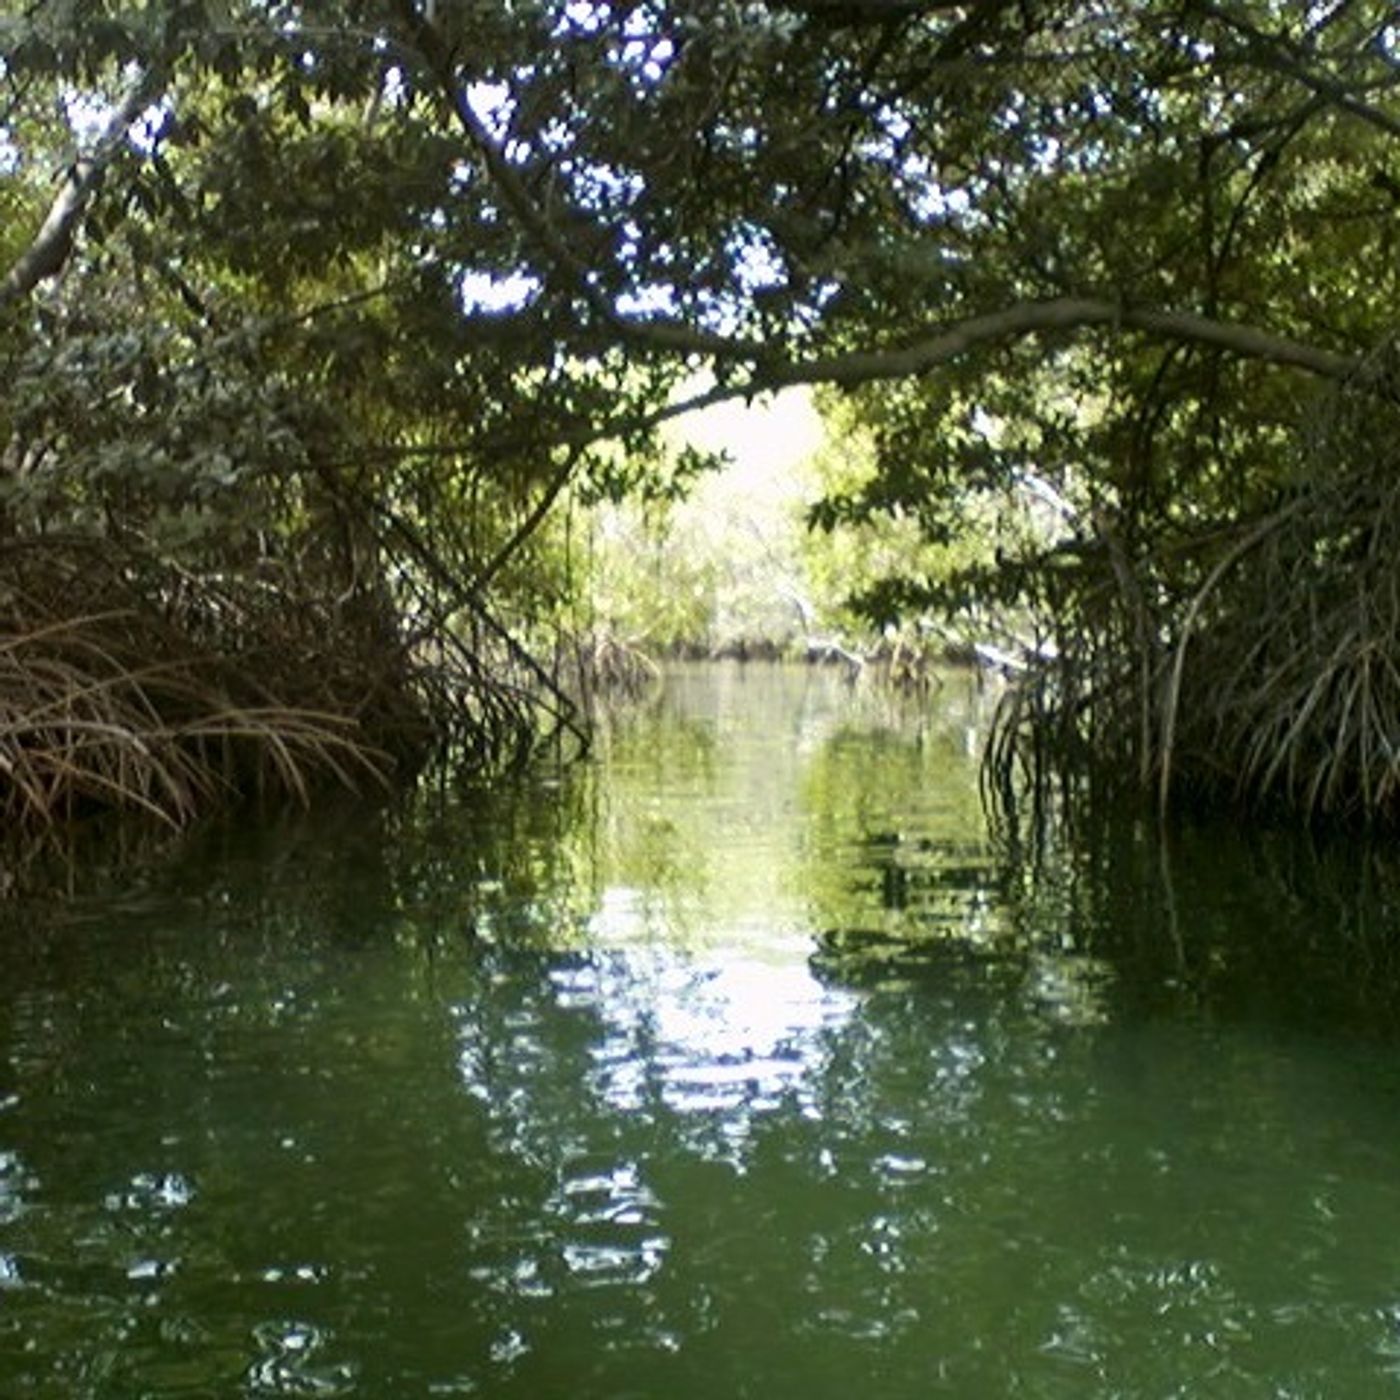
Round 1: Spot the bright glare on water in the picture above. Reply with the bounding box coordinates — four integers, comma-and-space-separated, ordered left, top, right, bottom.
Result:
5, 663, 1400, 1396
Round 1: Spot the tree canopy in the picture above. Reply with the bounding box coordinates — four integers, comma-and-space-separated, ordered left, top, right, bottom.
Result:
3, 0, 1399, 826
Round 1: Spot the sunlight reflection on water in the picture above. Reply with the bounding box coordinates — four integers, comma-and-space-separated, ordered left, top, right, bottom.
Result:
7, 667, 1400, 1396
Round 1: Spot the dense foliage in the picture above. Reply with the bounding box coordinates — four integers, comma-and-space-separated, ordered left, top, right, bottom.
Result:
2, 0, 1398, 828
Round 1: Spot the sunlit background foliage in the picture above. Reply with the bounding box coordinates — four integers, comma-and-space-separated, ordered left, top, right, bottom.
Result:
2, 0, 1399, 832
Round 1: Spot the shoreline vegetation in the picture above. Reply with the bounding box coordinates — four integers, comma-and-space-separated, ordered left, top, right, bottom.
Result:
3, 1, 1399, 881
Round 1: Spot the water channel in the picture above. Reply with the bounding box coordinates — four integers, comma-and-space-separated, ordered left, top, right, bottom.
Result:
5, 663, 1400, 1396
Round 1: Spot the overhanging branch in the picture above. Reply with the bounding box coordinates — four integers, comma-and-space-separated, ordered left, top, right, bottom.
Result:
760, 298, 1365, 389
366, 297, 1369, 464
595, 297, 1367, 449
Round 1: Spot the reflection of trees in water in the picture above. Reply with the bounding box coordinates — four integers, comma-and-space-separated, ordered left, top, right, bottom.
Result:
7, 667, 1400, 1392
8, 660, 1400, 1077
982, 799, 1400, 1034
446, 931, 1047, 1394
442, 919, 1400, 1398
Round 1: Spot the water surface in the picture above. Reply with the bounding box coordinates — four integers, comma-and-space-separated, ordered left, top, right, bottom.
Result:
4, 663, 1400, 1397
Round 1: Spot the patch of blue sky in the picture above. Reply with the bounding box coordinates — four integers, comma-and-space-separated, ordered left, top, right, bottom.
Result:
613, 33, 674, 85
619, 267, 838, 338
910, 181, 973, 222
467, 81, 513, 140
1304, 0, 1347, 28
881, 144, 976, 226
616, 283, 677, 318
568, 160, 645, 213
46, 76, 167, 155
459, 267, 542, 314
712, 121, 762, 154
540, 116, 575, 154
449, 158, 475, 194
1031, 135, 1062, 175
551, 0, 675, 77
63, 88, 118, 140
879, 106, 912, 145
552, 1, 609, 39
728, 223, 787, 295
615, 217, 643, 258
852, 101, 986, 226
131, 98, 174, 151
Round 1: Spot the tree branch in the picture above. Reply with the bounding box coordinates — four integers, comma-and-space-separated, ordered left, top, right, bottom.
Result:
570, 297, 1370, 460
0, 67, 164, 308
1248, 48, 1400, 142
757, 297, 1364, 390
383, 298, 1372, 469
467, 443, 587, 597
1201, 3, 1400, 143
386, 0, 757, 362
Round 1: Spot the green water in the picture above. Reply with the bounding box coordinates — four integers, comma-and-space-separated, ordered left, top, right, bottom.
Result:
5, 663, 1400, 1397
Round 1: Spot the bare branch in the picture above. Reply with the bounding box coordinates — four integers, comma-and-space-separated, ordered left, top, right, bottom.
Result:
0, 66, 164, 308
468, 443, 587, 597
758, 298, 1364, 390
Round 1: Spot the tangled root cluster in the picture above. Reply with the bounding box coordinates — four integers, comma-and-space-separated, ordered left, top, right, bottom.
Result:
0, 538, 396, 830
0, 535, 570, 835
988, 350, 1400, 826
1182, 370, 1400, 821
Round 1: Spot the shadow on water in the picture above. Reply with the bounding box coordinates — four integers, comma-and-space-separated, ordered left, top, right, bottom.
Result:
5, 664, 1400, 1396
